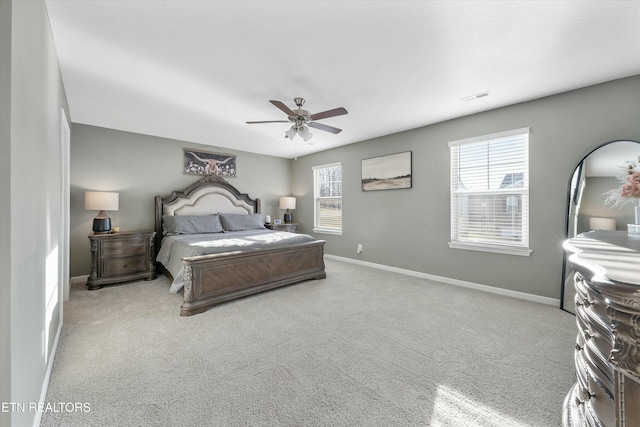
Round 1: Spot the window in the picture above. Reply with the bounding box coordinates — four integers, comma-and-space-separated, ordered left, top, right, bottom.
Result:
313, 162, 342, 235
449, 128, 531, 256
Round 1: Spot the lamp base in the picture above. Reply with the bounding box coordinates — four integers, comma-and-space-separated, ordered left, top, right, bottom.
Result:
93, 217, 112, 234
284, 210, 293, 224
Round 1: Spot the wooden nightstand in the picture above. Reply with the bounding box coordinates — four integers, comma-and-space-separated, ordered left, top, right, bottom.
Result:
87, 231, 156, 290
273, 223, 298, 233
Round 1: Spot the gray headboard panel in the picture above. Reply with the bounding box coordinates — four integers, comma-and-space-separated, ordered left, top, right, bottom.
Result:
154, 175, 261, 254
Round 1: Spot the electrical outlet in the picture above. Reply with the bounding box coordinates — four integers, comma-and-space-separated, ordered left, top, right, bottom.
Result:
357, 243, 363, 253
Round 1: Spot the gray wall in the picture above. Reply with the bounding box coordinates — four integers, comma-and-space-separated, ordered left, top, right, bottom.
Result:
291, 75, 640, 300
0, 1, 70, 426
70, 124, 291, 277
577, 176, 637, 233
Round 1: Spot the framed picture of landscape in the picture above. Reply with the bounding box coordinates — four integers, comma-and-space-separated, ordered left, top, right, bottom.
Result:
361, 151, 412, 191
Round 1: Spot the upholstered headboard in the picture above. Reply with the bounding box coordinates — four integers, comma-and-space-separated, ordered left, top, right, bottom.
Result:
154, 175, 261, 254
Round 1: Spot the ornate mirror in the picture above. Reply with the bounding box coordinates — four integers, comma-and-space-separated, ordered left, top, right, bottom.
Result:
561, 139, 640, 313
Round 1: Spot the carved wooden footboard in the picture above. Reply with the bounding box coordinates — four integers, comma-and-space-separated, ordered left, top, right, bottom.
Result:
180, 240, 326, 316
155, 175, 326, 316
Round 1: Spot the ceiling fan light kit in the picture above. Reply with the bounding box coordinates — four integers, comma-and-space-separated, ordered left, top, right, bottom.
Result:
286, 124, 313, 142
247, 98, 348, 142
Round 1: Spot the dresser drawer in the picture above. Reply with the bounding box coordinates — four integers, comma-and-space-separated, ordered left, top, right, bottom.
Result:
274, 223, 298, 233
101, 238, 148, 256
576, 338, 614, 394
101, 255, 147, 277
575, 304, 613, 364
574, 348, 615, 426
575, 274, 610, 330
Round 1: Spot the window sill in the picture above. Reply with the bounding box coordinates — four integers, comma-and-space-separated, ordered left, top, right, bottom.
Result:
313, 228, 342, 236
448, 241, 532, 256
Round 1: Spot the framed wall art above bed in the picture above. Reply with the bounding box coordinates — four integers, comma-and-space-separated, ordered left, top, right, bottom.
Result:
183, 149, 237, 177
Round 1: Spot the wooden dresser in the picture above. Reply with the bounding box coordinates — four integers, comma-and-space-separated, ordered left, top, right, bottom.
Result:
563, 231, 640, 427
87, 230, 156, 290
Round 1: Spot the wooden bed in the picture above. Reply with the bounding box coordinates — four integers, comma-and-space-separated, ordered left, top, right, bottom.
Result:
155, 175, 326, 316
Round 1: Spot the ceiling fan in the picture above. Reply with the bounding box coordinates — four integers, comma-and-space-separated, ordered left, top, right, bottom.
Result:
246, 98, 347, 142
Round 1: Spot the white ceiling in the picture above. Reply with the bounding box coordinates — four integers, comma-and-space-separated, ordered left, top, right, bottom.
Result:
44, 0, 640, 159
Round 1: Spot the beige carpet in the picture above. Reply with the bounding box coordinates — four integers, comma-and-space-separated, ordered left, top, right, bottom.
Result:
41, 258, 576, 426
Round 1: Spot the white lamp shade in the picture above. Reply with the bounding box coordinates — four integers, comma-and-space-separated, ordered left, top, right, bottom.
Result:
284, 125, 313, 141
279, 197, 296, 210
589, 217, 616, 231
285, 126, 297, 140
299, 125, 313, 142
85, 191, 119, 211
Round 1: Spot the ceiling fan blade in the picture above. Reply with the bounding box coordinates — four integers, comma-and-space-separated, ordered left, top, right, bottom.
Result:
308, 122, 342, 134
310, 107, 348, 121
246, 120, 290, 124
269, 100, 296, 117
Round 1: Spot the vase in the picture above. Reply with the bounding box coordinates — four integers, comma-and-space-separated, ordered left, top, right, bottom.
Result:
636, 204, 640, 224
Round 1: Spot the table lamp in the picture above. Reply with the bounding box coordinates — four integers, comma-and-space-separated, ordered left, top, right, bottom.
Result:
85, 191, 119, 234
279, 197, 296, 223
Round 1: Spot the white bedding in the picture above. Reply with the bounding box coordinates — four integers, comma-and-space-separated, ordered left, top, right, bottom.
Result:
156, 229, 316, 293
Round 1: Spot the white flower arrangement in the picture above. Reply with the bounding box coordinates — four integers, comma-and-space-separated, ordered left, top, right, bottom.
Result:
603, 155, 640, 208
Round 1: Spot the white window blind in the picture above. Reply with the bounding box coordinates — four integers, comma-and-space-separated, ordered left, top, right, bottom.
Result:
313, 163, 342, 234
449, 128, 531, 256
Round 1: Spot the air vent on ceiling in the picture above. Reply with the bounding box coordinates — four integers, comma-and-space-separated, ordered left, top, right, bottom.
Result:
460, 91, 491, 102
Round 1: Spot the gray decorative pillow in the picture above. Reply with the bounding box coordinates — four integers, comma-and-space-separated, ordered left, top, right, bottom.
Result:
162, 214, 224, 234
219, 213, 265, 231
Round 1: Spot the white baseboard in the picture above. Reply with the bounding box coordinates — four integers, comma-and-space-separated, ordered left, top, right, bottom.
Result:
70, 275, 88, 287
34, 276, 87, 426
34, 317, 63, 427
325, 254, 560, 307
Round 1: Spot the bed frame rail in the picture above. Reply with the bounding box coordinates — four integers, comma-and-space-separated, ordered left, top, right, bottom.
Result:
180, 240, 326, 316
